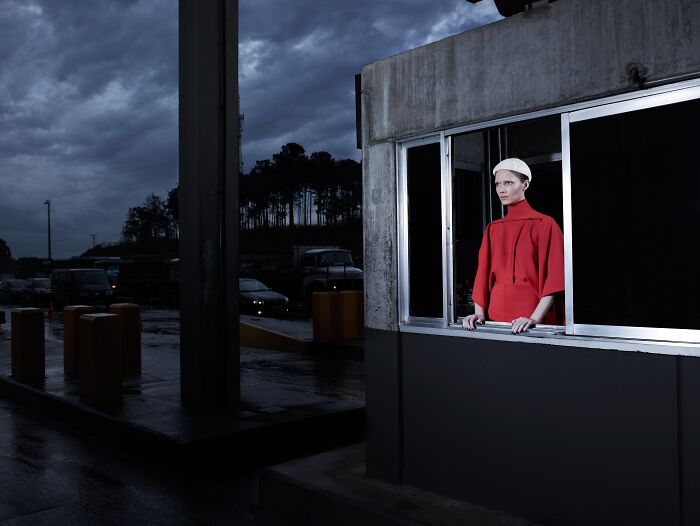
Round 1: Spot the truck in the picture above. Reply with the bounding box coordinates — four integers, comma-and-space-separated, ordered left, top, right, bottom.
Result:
293, 246, 363, 296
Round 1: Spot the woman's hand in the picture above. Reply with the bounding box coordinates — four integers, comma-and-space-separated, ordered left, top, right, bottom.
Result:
462, 314, 485, 330
511, 317, 536, 334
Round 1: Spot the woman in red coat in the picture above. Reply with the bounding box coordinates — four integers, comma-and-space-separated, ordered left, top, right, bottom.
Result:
462, 158, 564, 334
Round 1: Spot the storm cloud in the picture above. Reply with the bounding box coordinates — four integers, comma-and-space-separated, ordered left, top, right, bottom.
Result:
0, 0, 500, 259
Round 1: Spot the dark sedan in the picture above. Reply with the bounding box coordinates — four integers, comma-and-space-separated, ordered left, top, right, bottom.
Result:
0, 279, 26, 305
239, 278, 289, 318
22, 277, 53, 307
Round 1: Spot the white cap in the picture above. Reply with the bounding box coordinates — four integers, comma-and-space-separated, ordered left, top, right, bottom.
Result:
492, 158, 532, 181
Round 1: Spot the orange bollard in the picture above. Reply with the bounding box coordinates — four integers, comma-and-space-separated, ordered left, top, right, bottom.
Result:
63, 305, 96, 376
78, 313, 122, 404
11, 308, 45, 386
339, 290, 364, 341
312, 291, 341, 343
109, 303, 142, 376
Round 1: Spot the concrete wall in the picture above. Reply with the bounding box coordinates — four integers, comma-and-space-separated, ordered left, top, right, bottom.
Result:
360, 0, 700, 331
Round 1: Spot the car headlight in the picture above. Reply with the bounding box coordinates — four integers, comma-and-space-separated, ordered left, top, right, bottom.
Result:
253, 299, 264, 305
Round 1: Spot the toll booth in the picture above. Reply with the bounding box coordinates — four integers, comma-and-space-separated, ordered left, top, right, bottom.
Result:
359, 1, 700, 525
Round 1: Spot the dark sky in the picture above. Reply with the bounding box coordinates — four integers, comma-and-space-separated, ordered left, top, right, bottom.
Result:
0, 0, 500, 260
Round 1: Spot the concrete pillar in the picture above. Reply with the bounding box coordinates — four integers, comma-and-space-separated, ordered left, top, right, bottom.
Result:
78, 313, 122, 404
11, 308, 45, 386
63, 305, 96, 375
179, 0, 239, 408
109, 303, 142, 376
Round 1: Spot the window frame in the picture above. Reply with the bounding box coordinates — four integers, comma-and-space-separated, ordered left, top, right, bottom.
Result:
396, 77, 700, 347
563, 84, 700, 344
397, 135, 447, 326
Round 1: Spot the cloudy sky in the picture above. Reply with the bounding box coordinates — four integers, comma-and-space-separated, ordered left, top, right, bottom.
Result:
0, 0, 501, 260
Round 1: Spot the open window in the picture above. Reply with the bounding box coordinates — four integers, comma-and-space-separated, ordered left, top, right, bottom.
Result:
449, 115, 563, 325
564, 86, 700, 343
397, 81, 700, 345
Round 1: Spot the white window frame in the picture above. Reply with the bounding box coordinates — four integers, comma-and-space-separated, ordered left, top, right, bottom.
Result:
396, 77, 700, 350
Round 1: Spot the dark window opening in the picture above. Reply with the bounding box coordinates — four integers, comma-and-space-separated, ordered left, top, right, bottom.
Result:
570, 97, 700, 330
407, 143, 443, 318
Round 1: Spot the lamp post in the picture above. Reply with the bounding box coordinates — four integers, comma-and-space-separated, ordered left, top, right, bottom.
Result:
43, 199, 52, 261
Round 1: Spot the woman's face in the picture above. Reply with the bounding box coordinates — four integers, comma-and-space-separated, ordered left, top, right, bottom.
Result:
494, 170, 528, 206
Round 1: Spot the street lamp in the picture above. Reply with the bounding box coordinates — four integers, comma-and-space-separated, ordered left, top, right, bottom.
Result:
43, 199, 52, 261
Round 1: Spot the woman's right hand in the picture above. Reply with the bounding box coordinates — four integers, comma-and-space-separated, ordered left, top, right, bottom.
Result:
462, 313, 485, 330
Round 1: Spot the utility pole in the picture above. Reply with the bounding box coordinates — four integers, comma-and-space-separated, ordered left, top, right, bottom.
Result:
43, 200, 52, 261
91, 234, 96, 248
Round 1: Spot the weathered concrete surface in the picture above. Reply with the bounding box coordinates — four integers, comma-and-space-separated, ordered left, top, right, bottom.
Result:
362, 142, 398, 331
362, 0, 700, 143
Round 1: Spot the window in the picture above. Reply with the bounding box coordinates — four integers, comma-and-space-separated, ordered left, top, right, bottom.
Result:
566, 87, 700, 341
450, 116, 563, 324
397, 80, 700, 344
400, 140, 443, 319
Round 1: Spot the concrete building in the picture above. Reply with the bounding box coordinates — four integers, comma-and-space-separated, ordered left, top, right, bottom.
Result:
359, 0, 700, 524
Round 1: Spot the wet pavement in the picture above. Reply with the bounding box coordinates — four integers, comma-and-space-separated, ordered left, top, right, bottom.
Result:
0, 396, 259, 524
0, 305, 365, 468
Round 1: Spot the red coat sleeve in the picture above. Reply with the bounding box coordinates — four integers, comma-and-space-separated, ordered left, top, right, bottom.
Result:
471, 225, 492, 310
538, 218, 565, 299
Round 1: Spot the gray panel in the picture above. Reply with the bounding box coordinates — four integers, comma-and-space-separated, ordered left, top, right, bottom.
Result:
401, 332, 679, 526
681, 356, 700, 526
365, 328, 402, 483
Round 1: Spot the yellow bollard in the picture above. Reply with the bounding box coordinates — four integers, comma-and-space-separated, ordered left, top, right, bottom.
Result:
11, 308, 45, 386
63, 305, 96, 376
340, 290, 364, 341
78, 313, 122, 404
109, 303, 142, 376
312, 291, 341, 343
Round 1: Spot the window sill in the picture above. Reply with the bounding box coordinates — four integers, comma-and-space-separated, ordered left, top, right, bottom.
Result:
398, 322, 700, 358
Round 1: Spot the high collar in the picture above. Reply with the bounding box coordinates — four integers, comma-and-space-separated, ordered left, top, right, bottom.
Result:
504, 199, 534, 220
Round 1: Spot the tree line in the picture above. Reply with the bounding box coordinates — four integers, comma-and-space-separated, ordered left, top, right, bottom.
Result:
119, 142, 362, 244
240, 143, 362, 230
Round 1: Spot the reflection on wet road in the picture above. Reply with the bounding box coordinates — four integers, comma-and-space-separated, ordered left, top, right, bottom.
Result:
0, 398, 258, 524
0, 306, 365, 404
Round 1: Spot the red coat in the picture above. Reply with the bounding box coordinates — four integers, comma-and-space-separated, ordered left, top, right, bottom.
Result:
471, 200, 565, 324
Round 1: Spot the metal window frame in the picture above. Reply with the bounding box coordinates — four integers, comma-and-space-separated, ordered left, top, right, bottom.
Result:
562, 83, 700, 344
397, 135, 445, 326
396, 77, 700, 346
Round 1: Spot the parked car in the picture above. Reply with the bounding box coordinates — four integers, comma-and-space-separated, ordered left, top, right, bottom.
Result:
297, 249, 363, 296
21, 277, 52, 307
0, 279, 26, 305
239, 278, 289, 318
51, 269, 114, 309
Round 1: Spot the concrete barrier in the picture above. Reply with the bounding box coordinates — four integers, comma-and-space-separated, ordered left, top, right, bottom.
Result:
109, 303, 142, 376
240, 321, 309, 352
78, 313, 122, 404
63, 305, 97, 376
11, 308, 45, 386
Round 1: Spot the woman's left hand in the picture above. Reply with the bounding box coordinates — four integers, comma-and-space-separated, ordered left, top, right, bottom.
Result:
511, 317, 536, 334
